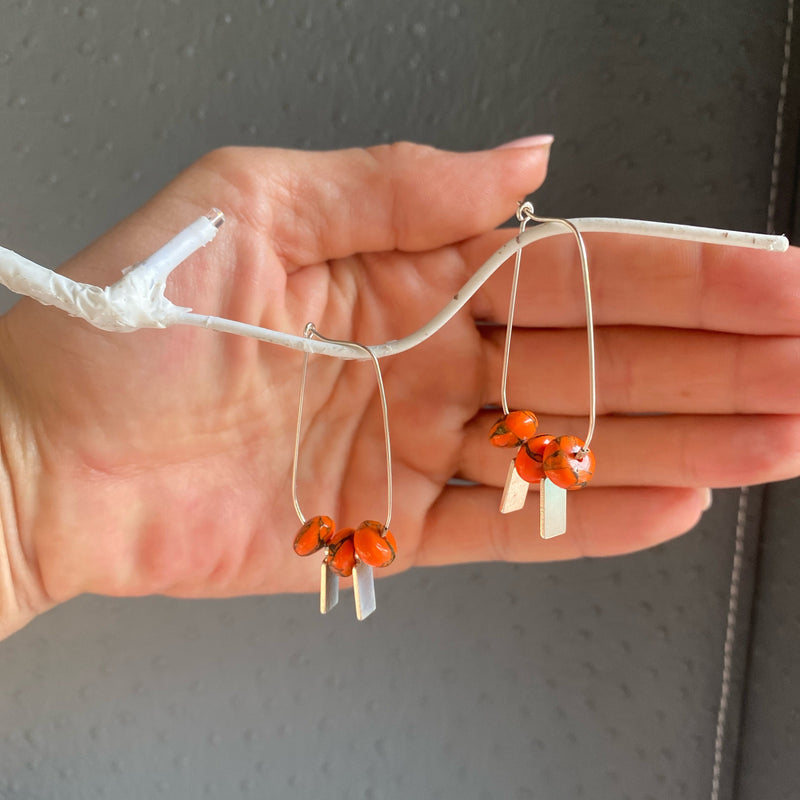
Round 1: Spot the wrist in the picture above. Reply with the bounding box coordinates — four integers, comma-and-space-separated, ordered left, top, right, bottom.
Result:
0, 509, 41, 641
0, 354, 52, 641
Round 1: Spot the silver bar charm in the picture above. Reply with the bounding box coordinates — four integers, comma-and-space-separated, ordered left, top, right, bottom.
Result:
320, 561, 339, 614
540, 477, 567, 539
353, 562, 377, 620
500, 459, 529, 513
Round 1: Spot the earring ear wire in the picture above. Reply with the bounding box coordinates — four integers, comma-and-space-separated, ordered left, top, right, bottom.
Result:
490, 202, 597, 538
291, 323, 395, 620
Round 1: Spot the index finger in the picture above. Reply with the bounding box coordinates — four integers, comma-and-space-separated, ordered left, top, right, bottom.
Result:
465, 229, 799, 335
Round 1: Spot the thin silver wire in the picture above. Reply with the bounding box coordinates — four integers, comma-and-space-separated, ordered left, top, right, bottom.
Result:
500, 206, 533, 416
292, 323, 393, 531
500, 202, 597, 451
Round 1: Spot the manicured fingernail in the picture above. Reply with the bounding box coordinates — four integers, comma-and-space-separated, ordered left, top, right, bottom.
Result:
495, 134, 554, 150
702, 488, 713, 511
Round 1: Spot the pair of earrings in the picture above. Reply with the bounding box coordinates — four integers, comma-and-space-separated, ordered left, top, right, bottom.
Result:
290, 323, 396, 621
289, 202, 597, 618
489, 203, 597, 538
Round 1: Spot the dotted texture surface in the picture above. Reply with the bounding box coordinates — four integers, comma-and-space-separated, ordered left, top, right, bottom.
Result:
0, 513, 761, 800
736, 477, 800, 800
0, 1, 791, 799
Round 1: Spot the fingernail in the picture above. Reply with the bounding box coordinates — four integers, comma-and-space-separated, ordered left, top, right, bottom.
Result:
495, 134, 555, 150
702, 488, 713, 511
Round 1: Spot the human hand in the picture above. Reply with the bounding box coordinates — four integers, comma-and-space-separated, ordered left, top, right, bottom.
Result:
1, 140, 798, 638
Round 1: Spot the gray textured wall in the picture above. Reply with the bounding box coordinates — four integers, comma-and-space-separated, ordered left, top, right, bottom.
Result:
0, 1, 793, 799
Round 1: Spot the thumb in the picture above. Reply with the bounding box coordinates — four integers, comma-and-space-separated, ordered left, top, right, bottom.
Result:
58, 138, 553, 288
167, 138, 554, 265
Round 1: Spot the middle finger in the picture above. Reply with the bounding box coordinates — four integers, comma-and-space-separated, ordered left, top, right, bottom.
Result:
479, 325, 800, 415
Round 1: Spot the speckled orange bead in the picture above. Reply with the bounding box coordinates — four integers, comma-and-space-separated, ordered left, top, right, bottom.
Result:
353, 520, 397, 568
489, 410, 539, 448
542, 436, 596, 490
293, 515, 335, 556
327, 526, 355, 546
514, 433, 556, 483
326, 537, 356, 577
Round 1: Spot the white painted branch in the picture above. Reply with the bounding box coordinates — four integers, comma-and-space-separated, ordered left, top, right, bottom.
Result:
0, 213, 788, 358
172, 218, 788, 359
0, 211, 222, 332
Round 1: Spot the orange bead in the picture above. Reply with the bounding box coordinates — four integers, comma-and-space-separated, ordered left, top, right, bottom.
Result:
489, 410, 538, 448
293, 515, 335, 556
514, 434, 555, 483
327, 527, 354, 546
326, 537, 356, 577
353, 520, 397, 568
542, 436, 595, 490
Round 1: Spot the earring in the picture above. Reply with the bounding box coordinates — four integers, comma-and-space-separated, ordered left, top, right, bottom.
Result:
291, 323, 397, 620
489, 202, 596, 538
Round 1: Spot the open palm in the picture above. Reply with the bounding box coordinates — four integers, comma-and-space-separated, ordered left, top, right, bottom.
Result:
1, 141, 799, 638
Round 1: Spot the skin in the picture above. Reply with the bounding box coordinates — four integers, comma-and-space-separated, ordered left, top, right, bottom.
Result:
1, 140, 799, 640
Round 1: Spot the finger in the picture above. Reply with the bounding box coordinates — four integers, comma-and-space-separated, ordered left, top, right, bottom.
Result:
416, 484, 708, 565
460, 230, 800, 335
187, 140, 552, 265
479, 326, 800, 414
57, 140, 551, 299
459, 411, 800, 489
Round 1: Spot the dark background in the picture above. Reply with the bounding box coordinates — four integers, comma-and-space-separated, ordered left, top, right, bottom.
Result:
0, 1, 797, 798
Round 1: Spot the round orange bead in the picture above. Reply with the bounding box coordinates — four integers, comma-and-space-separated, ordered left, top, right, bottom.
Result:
514, 433, 556, 483
327, 526, 354, 546
353, 520, 397, 568
293, 515, 335, 556
326, 537, 356, 577
489, 410, 538, 448
542, 436, 595, 490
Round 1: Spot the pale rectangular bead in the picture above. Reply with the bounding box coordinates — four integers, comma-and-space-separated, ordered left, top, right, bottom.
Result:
500, 459, 529, 513
540, 477, 568, 539
320, 561, 339, 614
353, 562, 377, 620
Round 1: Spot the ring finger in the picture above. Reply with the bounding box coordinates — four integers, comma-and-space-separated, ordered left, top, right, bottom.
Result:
458, 410, 800, 489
